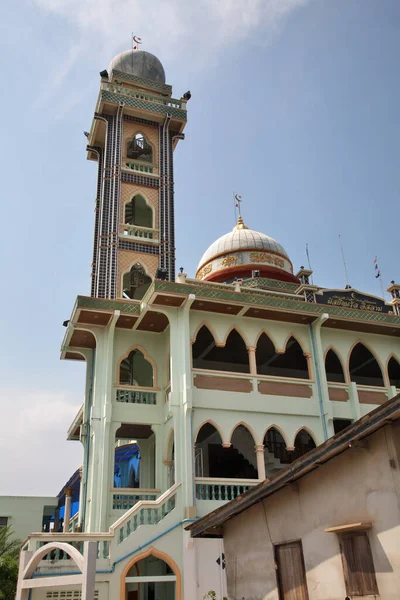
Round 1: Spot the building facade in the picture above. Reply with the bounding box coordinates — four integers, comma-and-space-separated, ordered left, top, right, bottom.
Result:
16, 46, 400, 600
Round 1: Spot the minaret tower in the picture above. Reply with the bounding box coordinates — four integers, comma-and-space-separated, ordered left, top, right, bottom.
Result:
87, 47, 187, 299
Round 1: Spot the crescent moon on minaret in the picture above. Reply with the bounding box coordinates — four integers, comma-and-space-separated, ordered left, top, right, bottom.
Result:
133, 36, 142, 45
234, 194, 242, 203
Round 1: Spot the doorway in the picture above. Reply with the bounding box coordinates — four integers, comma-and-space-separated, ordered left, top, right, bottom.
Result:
274, 541, 309, 600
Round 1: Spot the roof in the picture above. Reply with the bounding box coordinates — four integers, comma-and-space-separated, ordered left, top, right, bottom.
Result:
187, 393, 400, 538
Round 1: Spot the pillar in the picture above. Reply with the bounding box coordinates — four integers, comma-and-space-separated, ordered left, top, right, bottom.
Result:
63, 488, 72, 533
77, 467, 83, 530
248, 346, 257, 376
255, 445, 266, 481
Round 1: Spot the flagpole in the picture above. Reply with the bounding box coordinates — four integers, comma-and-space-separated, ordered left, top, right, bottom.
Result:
374, 256, 385, 299
338, 234, 350, 288
305, 244, 314, 284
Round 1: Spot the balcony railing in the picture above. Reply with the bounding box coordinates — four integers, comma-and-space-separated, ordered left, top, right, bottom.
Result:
116, 388, 157, 404
102, 82, 183, 108
195, 477, 259, 501
121, 224, 159, 241
68, 511, 80, 532
27, 534, 111, 560
112, 488, 159, 510
124, 161, 155, 174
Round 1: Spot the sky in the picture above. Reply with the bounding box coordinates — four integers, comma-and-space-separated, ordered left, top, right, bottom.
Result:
0, 0, 399, 496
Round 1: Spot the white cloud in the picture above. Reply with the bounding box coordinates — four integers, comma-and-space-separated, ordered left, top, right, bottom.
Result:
0, 389, 83, 496
33, 0, 311, 104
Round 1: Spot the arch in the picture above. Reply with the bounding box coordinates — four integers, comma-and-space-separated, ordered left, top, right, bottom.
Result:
122, 261, 152, 300
127, 132, 154, 163
220, 325, 250, 348
124, 193, 153, 228
194, 421, 224, 478
228, 421, 259, 446
164, 427, 175, 462
194, 420, 225, 446
192, 327, 249, 373
254, 328, 280, 353
262, 424, 290, 449
229, 423, 259, 479
257, 334, 309, 379
23, 542, 85, 580
282, 332, 308, 356
388, 355, 400, 388
293, 428, 317, 459
324, 347, 346, 383
348, 341, 384, 386
120, 547, 182, 600
118, 345, 156, 387
263, 426, 292, 477
191, 320, 220, 345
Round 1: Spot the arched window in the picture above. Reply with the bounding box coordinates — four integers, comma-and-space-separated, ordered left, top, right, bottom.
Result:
263, 427, 292, 477
388, 356, 400, 388
293, 429, 316, 459
257, 335, 308, 379
125, 194, 153, 228
256, 332, 277, 376
127, 133, 153, 162
125, 553, 176, 599
120, 349, 154, 387
230, 425, 258, 479
192, 327, 249, 373
349, 343, 384, 386
122, 263, 152, 300
195, 423, 223, 477
325, 349, 345, 383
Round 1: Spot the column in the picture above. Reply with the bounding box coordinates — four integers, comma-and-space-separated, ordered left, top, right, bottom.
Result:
248, 346, 257, 376
255, 445, 266, 481
63, 488, 72, 533
77, 467, 83, 531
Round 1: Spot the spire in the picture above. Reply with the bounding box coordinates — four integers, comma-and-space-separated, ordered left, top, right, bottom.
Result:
233, 215, 248, 231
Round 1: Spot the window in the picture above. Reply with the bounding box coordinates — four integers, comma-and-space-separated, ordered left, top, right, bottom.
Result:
275, 540, 309, 600
333, 418, 353, 434
349, 343, 384, 386
0, 517, 8, 527
120, 349, 154, 387
125, 195, 153, 228
325, 349, 345, 383
192, 327, 249, 373
127, 133, 153, 162
339, 531, 379, 597
122, 263, 152, 300
256, 335, 309, 379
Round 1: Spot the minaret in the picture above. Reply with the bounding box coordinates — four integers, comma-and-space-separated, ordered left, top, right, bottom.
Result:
87, 48, 188, 299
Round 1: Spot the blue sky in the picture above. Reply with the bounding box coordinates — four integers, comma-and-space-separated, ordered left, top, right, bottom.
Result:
0, 0, 399, 495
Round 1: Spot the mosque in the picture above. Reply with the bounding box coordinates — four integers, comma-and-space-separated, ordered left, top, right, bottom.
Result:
16, 45, 400, 600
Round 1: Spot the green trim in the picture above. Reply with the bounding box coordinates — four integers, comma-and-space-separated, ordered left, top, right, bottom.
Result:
112, 70, 172, 94
101, 91, 187, 121
77, 296, 141, 314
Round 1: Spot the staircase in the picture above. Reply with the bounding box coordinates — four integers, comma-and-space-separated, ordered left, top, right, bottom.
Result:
208, 444, 258, 479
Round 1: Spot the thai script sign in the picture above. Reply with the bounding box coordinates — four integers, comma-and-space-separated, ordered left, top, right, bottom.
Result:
316, 290, 391, 313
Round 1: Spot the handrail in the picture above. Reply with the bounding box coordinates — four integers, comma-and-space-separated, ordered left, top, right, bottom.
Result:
195, 477, 259, 485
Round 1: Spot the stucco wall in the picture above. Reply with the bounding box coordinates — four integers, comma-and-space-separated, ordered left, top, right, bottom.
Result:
223, 424, 400, 600
0, 496, 57, 541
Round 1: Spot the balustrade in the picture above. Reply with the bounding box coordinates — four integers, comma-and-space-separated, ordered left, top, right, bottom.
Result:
112, 489, 159, 510
121, 224, 159, 241
102, 82, 182, 108
115, 388, 156, 404
195, 478, 258, 501
124, 161, 155, 174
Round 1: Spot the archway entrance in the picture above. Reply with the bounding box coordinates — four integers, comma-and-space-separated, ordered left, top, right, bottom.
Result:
123, 550, 180, 600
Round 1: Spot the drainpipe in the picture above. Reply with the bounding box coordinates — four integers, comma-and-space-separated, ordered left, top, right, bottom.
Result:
309, 314, 330, 441
81, 347, 96, 532
63, 488, 72, 533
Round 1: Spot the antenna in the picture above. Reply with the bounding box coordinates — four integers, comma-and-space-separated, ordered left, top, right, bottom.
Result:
305, 243, 314, 284
374, 256, 385, 299
338, 234, 350, 288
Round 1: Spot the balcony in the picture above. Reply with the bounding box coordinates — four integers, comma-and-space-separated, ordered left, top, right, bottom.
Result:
123, 160, 157, 175
111, 488, 159, 510
120, 223, 159, 243
116, 388, 157, 405
195, 477, 259, 516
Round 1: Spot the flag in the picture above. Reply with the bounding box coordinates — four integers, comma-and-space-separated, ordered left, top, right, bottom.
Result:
374, 257, 381, 279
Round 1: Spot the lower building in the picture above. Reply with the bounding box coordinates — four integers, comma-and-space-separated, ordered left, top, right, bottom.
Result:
0, 496, 57, 541
189, 394, 400, 600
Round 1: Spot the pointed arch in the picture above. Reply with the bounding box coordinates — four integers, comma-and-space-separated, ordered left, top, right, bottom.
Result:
194, 420, 225, 445
293, 427, 317, 459
263, 426, 293, 476
194, 421, 224, 478
262, 424, 290, 449
124, 193, 153, 228
228, 421, 259, 446
192, 324, 217, 369
229, 423, 259, 479
256, 331, 279, 376
254, 328, 280, 352
258, 334, 309, 379
191, 321, 219, 345
324, 347, 346, 383
118, 345, 156, 387
164, 427, 175, 462
120, 547, 182, 600
192, 325, 249, 373
221, 325, 250, 348
127, 131, 154, 163
387, 354, 400, 388
122, 261, 152, 300
348, 341, 384, 387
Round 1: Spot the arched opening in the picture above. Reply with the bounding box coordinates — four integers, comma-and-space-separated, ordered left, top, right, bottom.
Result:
125, 195, 153, 229
257, 336, 308, 379
192, 326, 249, 373
388, 356, 400, 388
349, 343, 384, 386
122, 263, 152, 300
125, 552, 177, 600
165, 429, 175, 487
119, 348, 154, 387
127, 133, 153, 162
230, 425, 258, 479
263, 428, 293, 477
195, 423, 223, 478
325, 349, 346, 383
293, 429, 316, 460
114, 442, 141, 489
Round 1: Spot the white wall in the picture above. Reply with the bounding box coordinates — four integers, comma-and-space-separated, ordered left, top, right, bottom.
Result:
0, 496, 57, 541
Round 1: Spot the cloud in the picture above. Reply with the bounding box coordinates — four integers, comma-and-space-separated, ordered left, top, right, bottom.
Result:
0, 388, 83, 496
32, 0, 311, 107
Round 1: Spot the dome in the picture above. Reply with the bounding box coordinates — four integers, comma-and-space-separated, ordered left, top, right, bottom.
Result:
108, 50, 166, 84
196, 217, 298, 284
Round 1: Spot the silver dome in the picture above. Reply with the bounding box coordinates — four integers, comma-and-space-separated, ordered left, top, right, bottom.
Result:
108, 50, 166, 84
197, 227, 289, 271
